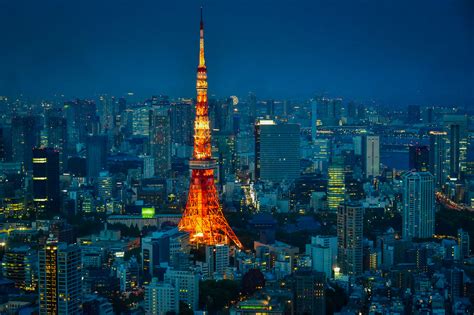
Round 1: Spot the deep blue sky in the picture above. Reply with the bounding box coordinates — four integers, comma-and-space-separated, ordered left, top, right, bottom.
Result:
0, 0, 473, 106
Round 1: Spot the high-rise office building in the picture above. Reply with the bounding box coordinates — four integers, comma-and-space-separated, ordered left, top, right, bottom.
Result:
254, 120, 300, 182
311, 99, 318, 142
142, 232, 171, 279
362, 135, 380, 177
164, 269, 199, 311
316, 97, 343, 126
142, 155, 155, 178
97, 171, 113, 201
11, 115, 41, 170
444, 115, 468, 178
407, 105, 421, 123
32, 148, 60, 217
265, 99, 275, 117
327, 157, 345, 212
141, 229, 185, 279
409, 145, 429, 172
0, 127, 6, 161
337, 202, 363, 275
64, 99, 97, 146
38, 239, 82, 315
149, 108, 171, 177
294, 270, 326, 315
402, 171, 435, 240
450, 124, 461, 178
144, 278, 179, 315
205, 244, 230, 278
170, 101, 194, 146
2, 246, 37, 291
99, 95, 115, 133
132, 106, 150, 137
248, 92, 257, 123
46, 116, 68, 171
86, 135, 107, 178
313, 138, 330, 172
458, 228, 470, 258
429, 131, 449, 188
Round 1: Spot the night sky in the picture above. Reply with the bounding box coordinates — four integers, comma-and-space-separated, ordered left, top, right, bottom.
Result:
1, 0, 473, 106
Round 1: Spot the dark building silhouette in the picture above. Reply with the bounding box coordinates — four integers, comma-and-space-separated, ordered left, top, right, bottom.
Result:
46, 116, 68, 171
409, 145, 429, 172
67, 156, 87, 177
248, 213, 277, 244
170, 101, 194, 146
11, 115, 41, 170
32, 148, 60, 217
86, 135, 107, 178
429, 131, 448, 188
0, 127, 5, 161
65, 99, 98, 147
254, 120, 300, 182
407, 105, 421, 123
149, 108, 171, 177
450, 124, 461, 178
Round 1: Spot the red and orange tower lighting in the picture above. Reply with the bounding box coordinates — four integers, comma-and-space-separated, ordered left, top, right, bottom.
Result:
178, 9, 243, 249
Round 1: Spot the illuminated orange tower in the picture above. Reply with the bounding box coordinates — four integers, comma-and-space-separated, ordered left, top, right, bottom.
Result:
178, 9, 243, 249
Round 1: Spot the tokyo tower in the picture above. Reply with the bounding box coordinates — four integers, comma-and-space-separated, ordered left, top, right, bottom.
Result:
178, 9, 243, 249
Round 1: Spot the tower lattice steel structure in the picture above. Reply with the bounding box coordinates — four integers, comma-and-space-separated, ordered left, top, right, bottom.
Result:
178, 9, 243, 249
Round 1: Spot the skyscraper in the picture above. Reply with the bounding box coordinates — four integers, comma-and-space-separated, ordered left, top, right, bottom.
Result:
170, 101, 194, 146
248, 92, 257, 123
337, 202, 363, 275
450, 124, 461, 177
149, 107, 171, 177
0, 127, 6, 161
402, 171, 435, 240
32, 148, 60, 217
142, 234, 170, 279
132, 106, 150, 137
327, 157, 346, 212
11, 115, 41, 170
97, 171, 113, 201
409, 145, 429, 172
86, 135, 107, 178
38, 239, 82, 315
362, 135, 380, 177
458, 228, 470, 259
64, 99, 97, 147
316, 97, 343, 126
178, 9, 242, 249
311, 99, 318, 142
429, 131, 448, 188
46, 116, 68, 171
444, 115, 468, 178
254, 120, 300, 182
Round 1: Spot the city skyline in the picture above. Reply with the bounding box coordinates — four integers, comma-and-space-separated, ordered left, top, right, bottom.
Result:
0, 2, 473, 314
1, 0, 473, 106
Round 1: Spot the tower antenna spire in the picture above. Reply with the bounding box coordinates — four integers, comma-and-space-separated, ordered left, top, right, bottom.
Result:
200, 6, 203, 30
198, 7, 205, 68
178, 6, 243, 249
